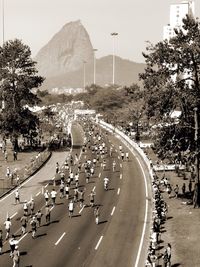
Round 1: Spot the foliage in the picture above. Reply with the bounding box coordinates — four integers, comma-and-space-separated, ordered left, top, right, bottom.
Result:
139, 15, 200, 156
0, 39, 44, 140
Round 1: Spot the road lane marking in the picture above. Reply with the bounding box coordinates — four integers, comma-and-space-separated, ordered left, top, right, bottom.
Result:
111, 206, 115, 216
36, 191, 41, 196
95, 236, 103, 250
120, 164, 122, 168
52, 176, 55, 180
118, 156, 120, 159
135, 158, 149, 267
79, 205, 85, 214
120, 174, 122, 179
44, 184, 48, 188
10, 212, 18, 219
55, 232, 66, 246
98, 173, 101, 178
18, 232, 28, 242
92, 186, 96, 192
117, 188, 120, 195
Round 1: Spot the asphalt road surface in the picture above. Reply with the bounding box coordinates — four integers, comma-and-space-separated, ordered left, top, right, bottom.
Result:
0, 121, 152, 267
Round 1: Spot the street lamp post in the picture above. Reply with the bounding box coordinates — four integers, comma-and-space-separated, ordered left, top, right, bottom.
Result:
111, 32, 118, 85
93, 49, 98, 85
2, 0, 4, 45
83, 61, 86, 90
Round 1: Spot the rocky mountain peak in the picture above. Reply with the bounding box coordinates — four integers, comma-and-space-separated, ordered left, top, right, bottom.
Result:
35, 20, 94, 78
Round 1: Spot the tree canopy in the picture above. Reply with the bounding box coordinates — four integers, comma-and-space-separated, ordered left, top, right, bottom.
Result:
0, 39, 44, 140
140, 15, 200, 157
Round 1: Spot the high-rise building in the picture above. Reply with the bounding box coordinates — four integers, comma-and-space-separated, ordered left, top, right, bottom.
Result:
163, 1, 195, 41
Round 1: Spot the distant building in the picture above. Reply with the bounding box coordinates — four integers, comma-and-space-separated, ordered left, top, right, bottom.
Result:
163, 1, 195, 41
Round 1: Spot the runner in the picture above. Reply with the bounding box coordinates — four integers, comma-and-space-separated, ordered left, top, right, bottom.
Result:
9, 235, 18, 258
89, 191, 96, 207
126, 151, 129, 161
68, 200, 74, 218
20, 214, 28, 234
30, 199, 35, 216
30, 216, 37, 238
14, 189, 20, 205
121, 151, 125, 161
23, 200, 29, 216
36, 210, 43, 227
44, 190, 49, 205
55, 162, 59, 174
65, 184, 70, 199
104, 177, 109, 190
75, 173, 79, 188
59, 182, 65, 199
4, 217, 11, 240
79, 189, 85, 208
112, 160, 116, 172
94, 206, 100, 225
74, 187, 79, 203
12, 245, 20, 267
50, 188, 57, 206
45, 205, 51, 225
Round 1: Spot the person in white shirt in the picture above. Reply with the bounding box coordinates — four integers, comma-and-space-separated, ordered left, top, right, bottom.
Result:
68, 200, 74, 218
4, 217, 11, 240
50, 189, 57, 205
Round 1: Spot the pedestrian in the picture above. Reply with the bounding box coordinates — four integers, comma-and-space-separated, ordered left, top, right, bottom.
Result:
12, 245, 20, 267
9, 235, 18, 258
4, 217, 11, 240
30, 216, 37, 238
45, 205, 51, 224
16, 175, 20, 186
74, 187, 78, 203
94, 206, 100, 224
65, 184, 70, 199
55, 162, 59, 174
89, 191, 95, 207
126, 151, 129, 161
30, 199, 35, 216
14, 189, 20, 205
6, 166, 10, 178
0, 229, 3, 254
44, 189, 49, 205
13, 151, 17, 161
79, 189, 85, 208
20, 214, 28, 235
59, 182, 65, 199
36, 210, 43, 227
174, 184, 179, 198
50, 188, 57, 206
68, 200, 74, 218
113, 160, 116, 172
121, 151, 124, 161
189, 179, 192, 194
166, 243, 172, 267
182, 183, 186, 196
23, 201, 29, 216
162, 248, 168, 267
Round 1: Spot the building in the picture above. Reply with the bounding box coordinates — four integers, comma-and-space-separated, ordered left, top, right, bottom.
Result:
163, 1, 195, 41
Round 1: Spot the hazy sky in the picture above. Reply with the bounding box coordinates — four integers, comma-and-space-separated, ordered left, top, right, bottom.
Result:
1, 0, 200, 63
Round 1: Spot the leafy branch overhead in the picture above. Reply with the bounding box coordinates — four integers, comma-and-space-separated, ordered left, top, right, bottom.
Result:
140, 15, 200, 155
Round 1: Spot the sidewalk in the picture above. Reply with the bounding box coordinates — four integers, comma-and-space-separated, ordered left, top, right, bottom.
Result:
0, 151, 67, 227
146, 147, 200, 267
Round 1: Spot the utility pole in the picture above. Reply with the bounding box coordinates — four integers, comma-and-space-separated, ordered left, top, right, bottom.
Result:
111, 32, 118, 85
194, 107, 200, 207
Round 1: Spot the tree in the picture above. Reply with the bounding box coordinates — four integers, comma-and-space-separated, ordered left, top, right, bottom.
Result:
0, 39, 44, 146
140, 15, 200, 207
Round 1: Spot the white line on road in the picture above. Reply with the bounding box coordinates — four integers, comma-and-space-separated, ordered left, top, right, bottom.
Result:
52, 176, 55, 180
95, 236, 103, 250
55, 232, 66, 246
134, 158, 149, 267
18, 233, 28, 242
118, 156, 120, 159
111, 206, 115, 216
92, 186, 96, 192
117, 188, 120, 195
120, 174, 122, 179
79, 205, 85, 214
36, 191, 41, 196
44, 184, 48, 188
120, 164, 122, 168
98, 173, 101, 178
10, 212, 18, 219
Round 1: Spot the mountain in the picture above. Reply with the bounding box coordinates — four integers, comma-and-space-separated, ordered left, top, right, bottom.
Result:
35, 20, 94, 77
35, 20, 146, 90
